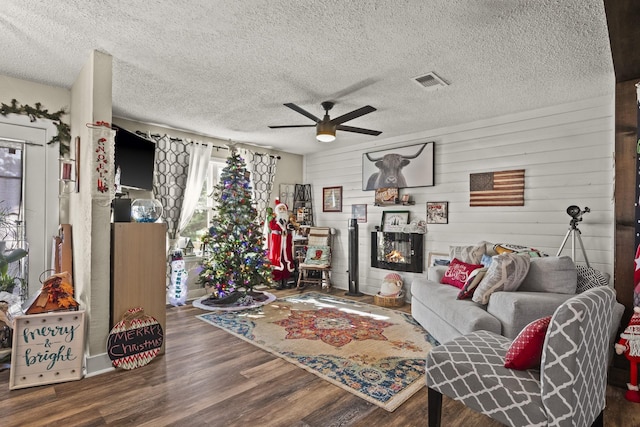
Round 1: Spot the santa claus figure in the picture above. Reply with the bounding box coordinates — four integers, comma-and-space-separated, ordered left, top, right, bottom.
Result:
268, 199, 295, 288
615, 306, 640, 403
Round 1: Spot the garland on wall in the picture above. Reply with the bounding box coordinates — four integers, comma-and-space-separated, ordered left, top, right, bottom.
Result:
0, 99, 71, 155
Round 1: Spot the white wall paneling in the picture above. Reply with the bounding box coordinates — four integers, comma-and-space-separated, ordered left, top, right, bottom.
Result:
304, 96, 615, 299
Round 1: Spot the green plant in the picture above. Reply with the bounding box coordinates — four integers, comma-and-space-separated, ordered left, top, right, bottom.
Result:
0, 201, 9, 240
0, 201, 13, 239
0, 201, 20, 241
0, 99, 70, 155
0, 247, 27, 293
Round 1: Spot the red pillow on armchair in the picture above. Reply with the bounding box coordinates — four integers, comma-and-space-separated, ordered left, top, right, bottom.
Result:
504, 316, 552, 370
441, 258, 484, 290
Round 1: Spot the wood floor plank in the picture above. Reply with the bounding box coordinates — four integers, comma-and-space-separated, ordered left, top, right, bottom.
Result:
1, 287, 639, 426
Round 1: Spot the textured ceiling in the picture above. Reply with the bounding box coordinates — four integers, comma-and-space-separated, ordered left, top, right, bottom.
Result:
0, 1, 614, 155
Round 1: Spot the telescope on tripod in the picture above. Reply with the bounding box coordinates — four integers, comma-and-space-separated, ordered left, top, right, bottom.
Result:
557, 205, 590, 267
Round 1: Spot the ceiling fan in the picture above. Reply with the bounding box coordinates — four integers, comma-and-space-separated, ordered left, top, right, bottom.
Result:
269, 101, 382, 142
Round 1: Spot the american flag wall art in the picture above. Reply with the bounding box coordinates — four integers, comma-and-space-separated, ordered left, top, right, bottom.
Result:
469, 169, 525, 207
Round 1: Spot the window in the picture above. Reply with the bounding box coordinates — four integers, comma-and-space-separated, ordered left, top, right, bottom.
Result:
180, 160, 225, 256
0, 141, 24, 240
0, 118, 59, 296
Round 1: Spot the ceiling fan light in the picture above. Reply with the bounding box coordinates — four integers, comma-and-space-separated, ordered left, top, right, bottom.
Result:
316, 132, 336, 142
316, 122, 336, 142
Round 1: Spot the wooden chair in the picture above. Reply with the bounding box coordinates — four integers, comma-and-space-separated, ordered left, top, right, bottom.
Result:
425, 286, 619, 427
297, 227, 332, 291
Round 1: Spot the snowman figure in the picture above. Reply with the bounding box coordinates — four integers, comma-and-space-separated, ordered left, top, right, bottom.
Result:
168, 251, 188, 306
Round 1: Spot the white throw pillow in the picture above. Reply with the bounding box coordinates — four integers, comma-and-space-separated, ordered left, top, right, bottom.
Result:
472, 253, 531, 305
449, 241, 492, 265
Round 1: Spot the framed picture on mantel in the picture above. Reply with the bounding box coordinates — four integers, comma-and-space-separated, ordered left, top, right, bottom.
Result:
381, 210, 410, 232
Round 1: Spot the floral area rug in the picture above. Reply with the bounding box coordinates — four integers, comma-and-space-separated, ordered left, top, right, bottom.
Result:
196, 292, 436, 411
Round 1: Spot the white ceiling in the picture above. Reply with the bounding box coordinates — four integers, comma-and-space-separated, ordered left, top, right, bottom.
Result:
1, 1, 614, 155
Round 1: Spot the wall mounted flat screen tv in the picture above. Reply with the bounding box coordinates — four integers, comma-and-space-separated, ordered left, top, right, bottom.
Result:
114, 126, 156, 191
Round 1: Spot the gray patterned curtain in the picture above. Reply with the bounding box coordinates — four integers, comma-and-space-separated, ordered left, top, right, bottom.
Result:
249, 151, 279, 222
152, 134, 189, 241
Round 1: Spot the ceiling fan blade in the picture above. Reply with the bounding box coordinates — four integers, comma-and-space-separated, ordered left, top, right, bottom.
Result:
268, 125, 316, 128
337, 125, 382, 136
330, 105, 377, 125
284, 103, 321, 123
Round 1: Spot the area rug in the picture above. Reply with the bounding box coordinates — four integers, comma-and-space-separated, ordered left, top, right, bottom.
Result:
196, 292, 436, 411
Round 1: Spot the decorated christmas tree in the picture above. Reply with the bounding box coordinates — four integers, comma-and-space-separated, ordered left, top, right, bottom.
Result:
197, 149, 273, 304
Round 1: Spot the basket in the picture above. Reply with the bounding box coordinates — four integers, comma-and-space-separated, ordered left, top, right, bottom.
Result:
374, 291, 405, 308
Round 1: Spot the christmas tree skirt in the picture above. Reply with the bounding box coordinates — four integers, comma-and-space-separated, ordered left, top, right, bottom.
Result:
196, 292, 436, 411
192, 291, 276, 312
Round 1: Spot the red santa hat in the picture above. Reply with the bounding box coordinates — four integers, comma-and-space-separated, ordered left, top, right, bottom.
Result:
274, 198, 288, 211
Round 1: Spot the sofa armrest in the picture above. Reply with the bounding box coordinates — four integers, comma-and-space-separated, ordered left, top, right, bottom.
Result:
487, 291, 575, 340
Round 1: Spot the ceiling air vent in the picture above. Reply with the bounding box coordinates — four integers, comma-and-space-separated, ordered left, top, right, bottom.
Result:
413, 72, 449, 91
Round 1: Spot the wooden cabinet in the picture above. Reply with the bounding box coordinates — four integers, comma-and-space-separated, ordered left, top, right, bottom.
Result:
111, 223, 166, 350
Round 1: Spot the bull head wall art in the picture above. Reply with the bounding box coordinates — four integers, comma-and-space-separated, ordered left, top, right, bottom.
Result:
362, 142, 434, 191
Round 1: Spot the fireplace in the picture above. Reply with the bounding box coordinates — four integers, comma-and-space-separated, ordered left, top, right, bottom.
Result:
371, 232, 424, 273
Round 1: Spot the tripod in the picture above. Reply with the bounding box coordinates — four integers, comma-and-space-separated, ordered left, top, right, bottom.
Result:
556, 218, 590, 267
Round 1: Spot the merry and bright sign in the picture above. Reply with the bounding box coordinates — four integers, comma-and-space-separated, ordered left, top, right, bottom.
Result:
10, 310, 85, 390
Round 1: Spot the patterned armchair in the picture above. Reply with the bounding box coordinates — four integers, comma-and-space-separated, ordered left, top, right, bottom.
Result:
425, 286, 618, 427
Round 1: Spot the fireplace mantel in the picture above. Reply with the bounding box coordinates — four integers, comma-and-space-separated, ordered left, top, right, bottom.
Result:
371, 232, 424, 273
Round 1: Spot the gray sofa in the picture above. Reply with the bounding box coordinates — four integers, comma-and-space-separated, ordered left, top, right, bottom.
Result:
411, 255, 624, 345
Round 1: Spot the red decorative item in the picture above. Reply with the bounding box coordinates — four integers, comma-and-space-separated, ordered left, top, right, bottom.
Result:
457, 268, 487, 300
634, 245, 640, 307
615, 306, 640, 402
267, 199, 294, 283
504, 316, 552, 370
441, 258, 484, 289
273, 307, 392, 348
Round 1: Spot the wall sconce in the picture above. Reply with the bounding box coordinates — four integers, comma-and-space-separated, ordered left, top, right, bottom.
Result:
59, 156, 76, 195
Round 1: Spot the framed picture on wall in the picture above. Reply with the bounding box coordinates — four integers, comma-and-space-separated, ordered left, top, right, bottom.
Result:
362, 142, 434, 190
427, 201, 448, 224
323, 186, 342, 212
352, 204, 367, 223
381, 210, 410, 232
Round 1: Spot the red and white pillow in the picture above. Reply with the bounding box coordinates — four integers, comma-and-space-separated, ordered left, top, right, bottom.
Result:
441, 258, 484, 290
457, 267, 488, 299
504, 315, 552, 370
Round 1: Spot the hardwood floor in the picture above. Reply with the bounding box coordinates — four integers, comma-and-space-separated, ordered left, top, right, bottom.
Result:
1, 287, 639, 426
